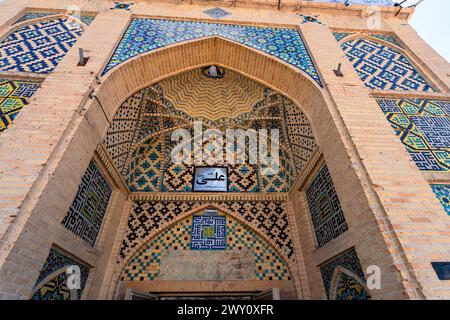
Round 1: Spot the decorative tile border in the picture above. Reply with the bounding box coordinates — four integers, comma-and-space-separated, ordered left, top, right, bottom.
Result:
32, 248, 89, 300
0, 79, 40, 133
376, 99, 450, 172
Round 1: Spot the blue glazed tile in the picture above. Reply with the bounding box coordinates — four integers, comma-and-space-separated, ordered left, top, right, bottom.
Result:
203, 7, 231, 19
0, 18, 84, 74
101, 18, 322, 87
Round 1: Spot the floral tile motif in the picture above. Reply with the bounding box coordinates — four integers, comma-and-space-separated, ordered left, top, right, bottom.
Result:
0, 18, 84, 74
340, 38, 435, 92
0, 79, 40, 133
431, 184, 450, 216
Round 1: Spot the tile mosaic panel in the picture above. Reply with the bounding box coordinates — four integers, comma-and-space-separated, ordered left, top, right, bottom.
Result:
0, 79, 39, 133
306, 164, 348, 247
32, 248, 89, 300
61, 160, 113, 246
340, 38, 435, 92
118, 201, 293, 262
312, 0, 394, 5
335, 272, 368, 300
370, 34, 403, 48
14, 12, 96, 26
0, 18, 84, 74
376, 99, 450, 171
122, 213, 290, 281
431, 184, 450, 216
333, 32, 353, 42
14, 12, 55, 24
191, 215, 226, 250
101, 18, 321, 86
203, 7, 231, 19
297, 14, 324, 25
319, 248, 366, 299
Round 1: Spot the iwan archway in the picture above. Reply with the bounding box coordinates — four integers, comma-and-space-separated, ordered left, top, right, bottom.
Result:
82, 36, 408, 300
3, 34, 433, 301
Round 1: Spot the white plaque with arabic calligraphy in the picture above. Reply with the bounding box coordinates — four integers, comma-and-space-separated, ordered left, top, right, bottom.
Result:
193, 167, 228, 192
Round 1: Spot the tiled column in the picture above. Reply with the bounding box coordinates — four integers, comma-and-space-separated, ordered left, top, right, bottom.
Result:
299, 22, 450, 299
0, 11, 131, 299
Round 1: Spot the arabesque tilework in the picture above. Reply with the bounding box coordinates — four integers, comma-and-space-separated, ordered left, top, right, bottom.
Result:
340, 38, 435, 92
122, 213, 290, 281
377, 99, 450, 171
190, 215, 226, 250
0, 18, 84, 74
101, 18, 322, 86
335, 272, 367, 300
118, 201, 293, 263
431, 184, 450, 216
306, 164, 348, 247
370, 34, 403, 48
104, 70, 317, 193
61, 160, 113, 246
0, 79, 40, 133
319, 248, 367, 300
32, 248, 89, 300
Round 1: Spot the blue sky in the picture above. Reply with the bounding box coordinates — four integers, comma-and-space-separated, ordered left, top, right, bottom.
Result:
407, 0, 450, 62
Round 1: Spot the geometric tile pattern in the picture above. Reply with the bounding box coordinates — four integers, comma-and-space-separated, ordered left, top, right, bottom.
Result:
105, 72, 317, 193
126, 137, 164, 192
370, 34, 403, 48
341, 38, 435, 92
0, 18, 84, 74
306, 164, 348, 247
32, 272, 71, 300
118, 200, 293, 263
0, 79, 40, 133
122, 213, 290, 281
191, 215, 226, 250
312, 0, 393, 5
14, 12, 55, 24
297, 14, 324, 25
61, 160, 113, 246
203, 7, 231, 19
103, 91, 142, 173
101, 18, 322, 86
376, 99, 450, 171
32, 248, 90, 300
111, 2, 134, 11
319, 248, 366, 300
333, 32, 353, 42
335, 272, 368, 300
431, 184, 450, 216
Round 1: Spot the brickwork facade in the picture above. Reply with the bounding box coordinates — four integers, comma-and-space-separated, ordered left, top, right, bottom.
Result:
0, 0, 448, 300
